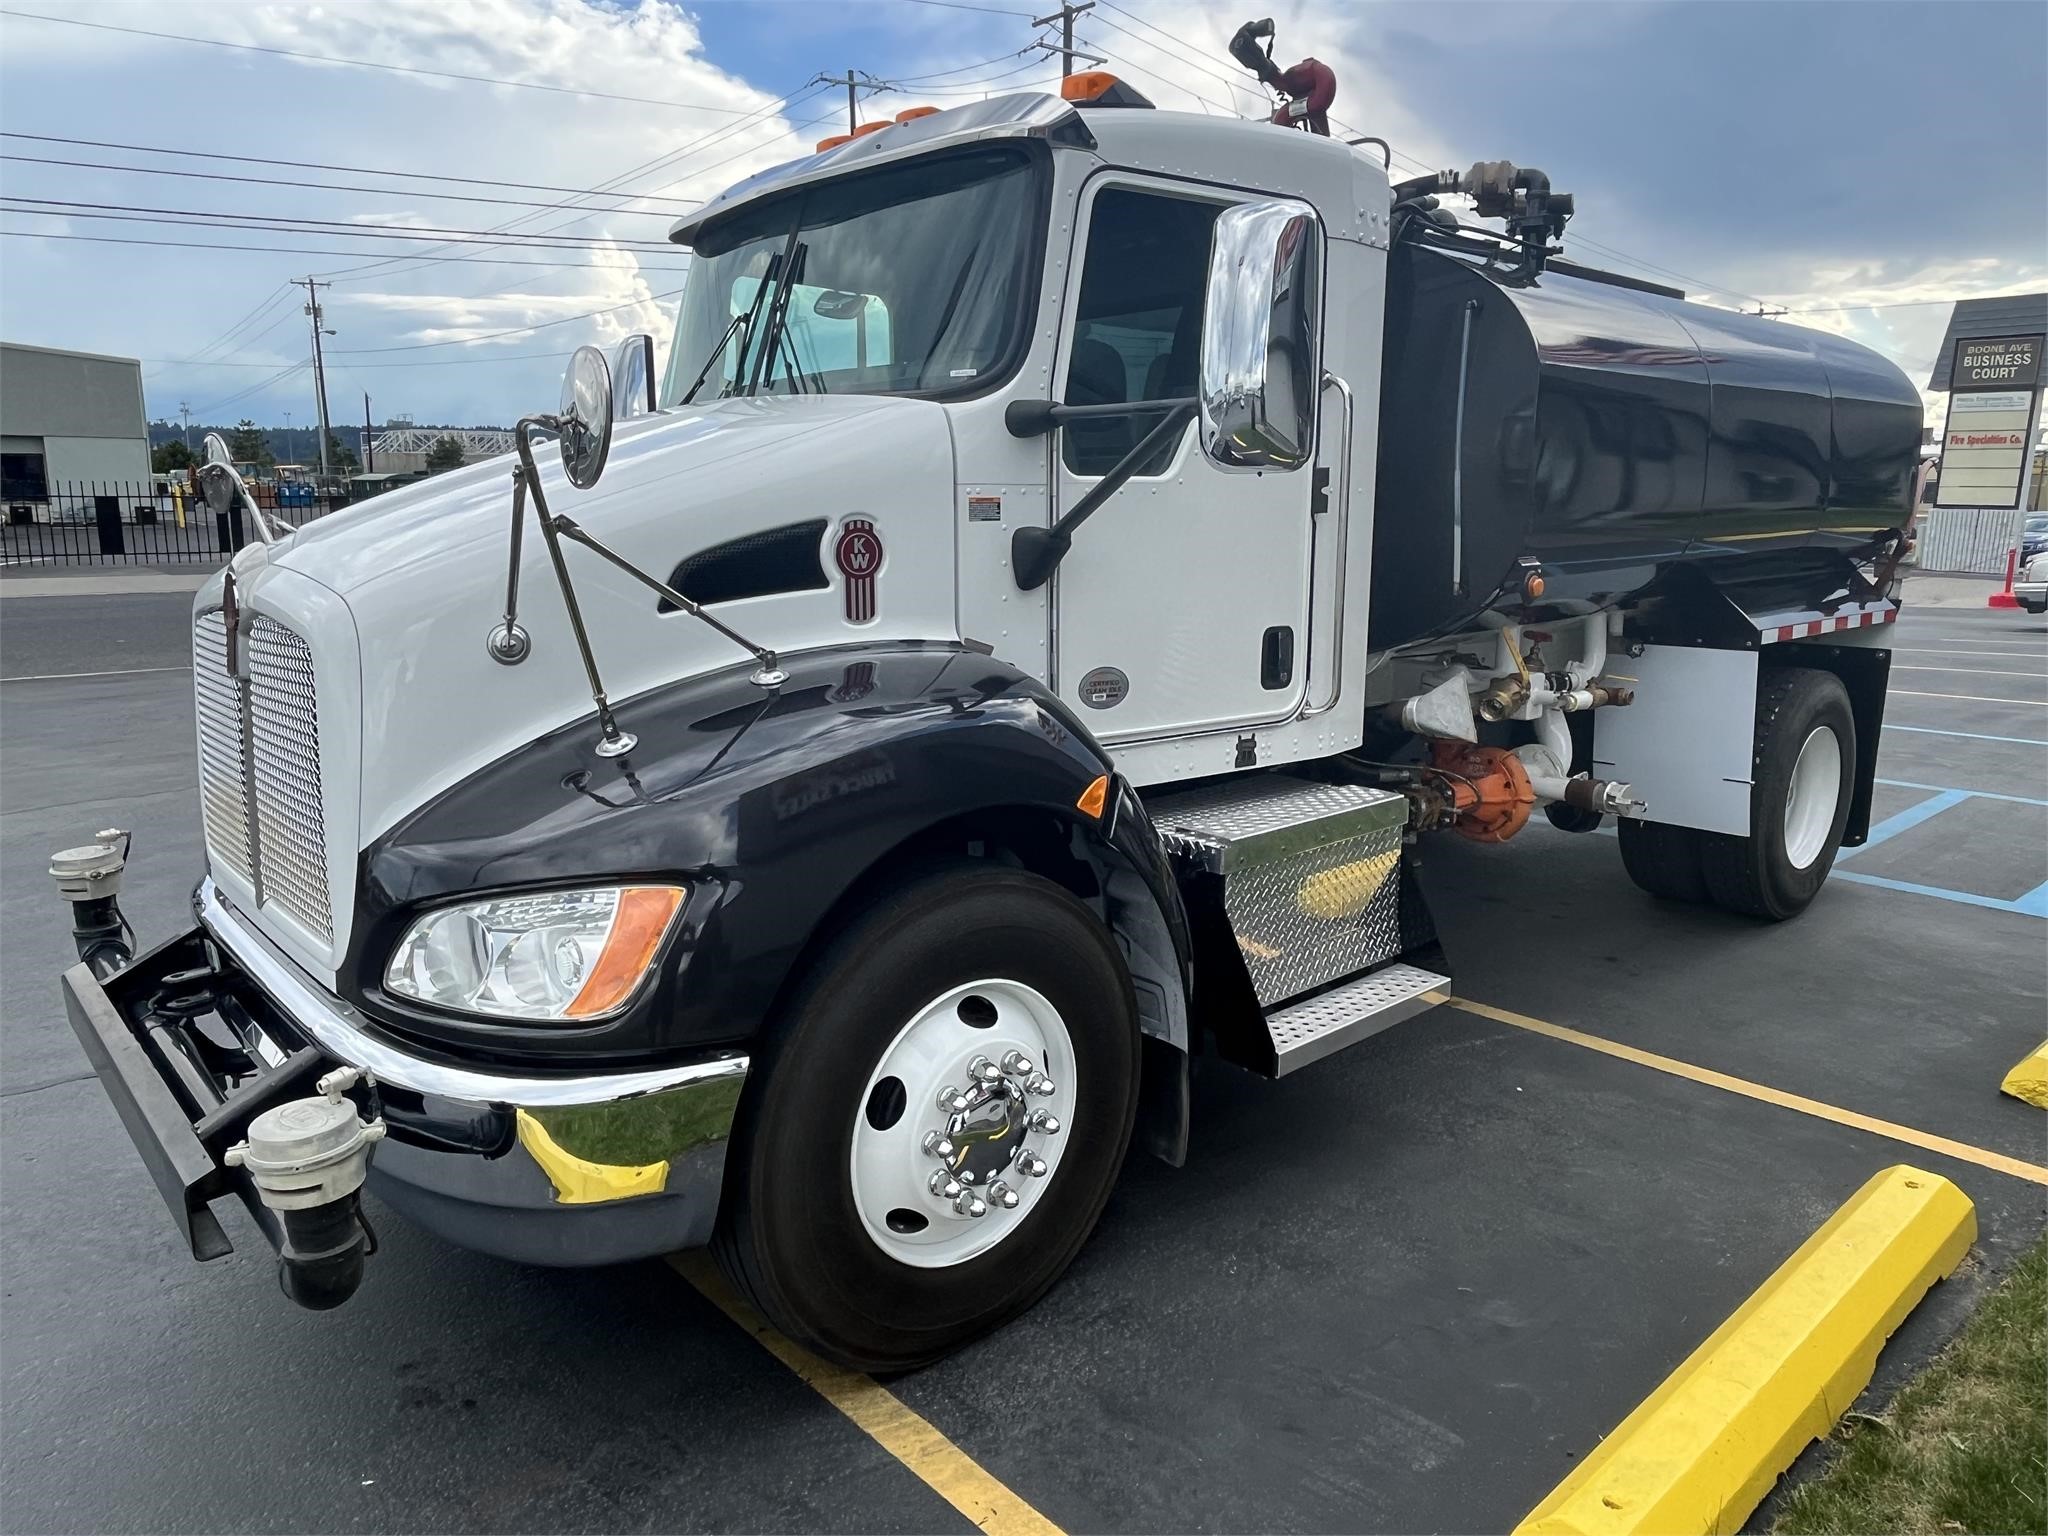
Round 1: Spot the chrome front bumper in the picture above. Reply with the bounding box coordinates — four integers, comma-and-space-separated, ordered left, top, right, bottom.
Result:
62, 878, 747, 1274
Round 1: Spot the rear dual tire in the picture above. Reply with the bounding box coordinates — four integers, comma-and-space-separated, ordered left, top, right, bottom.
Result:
1618, 666, 1855, 922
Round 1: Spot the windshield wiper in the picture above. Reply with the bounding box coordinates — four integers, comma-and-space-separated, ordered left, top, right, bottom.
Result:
742, 240, 807, 398
690, 248, 784, 404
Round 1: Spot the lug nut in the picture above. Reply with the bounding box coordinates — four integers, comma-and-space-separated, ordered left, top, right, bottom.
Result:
936, 1087, 969, 1114
921, 1131, 956, 1160
953, 1190, 988, 1219
1000, 1050, 1036, 1076
968, 1055, 1002, 1084
988, 1180, 1021, 1210
1026, 1073, 1055, 1097
959, 1169, 976, 1184
1028, 1110, 1062, 1135
927, 1171, 962, 1199
1018, 1152, 1049, 1178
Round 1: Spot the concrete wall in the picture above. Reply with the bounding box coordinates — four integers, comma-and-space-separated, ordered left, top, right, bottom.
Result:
0, 342, 151, 497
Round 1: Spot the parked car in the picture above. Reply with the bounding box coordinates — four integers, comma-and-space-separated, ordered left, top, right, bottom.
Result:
2020, 511, 2048, 565
2016, 549, 2048, 614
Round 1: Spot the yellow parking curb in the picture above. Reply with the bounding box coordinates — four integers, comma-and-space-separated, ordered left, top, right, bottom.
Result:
1999, 1042, 2048, 1108
1514, 1165, 1976, 1536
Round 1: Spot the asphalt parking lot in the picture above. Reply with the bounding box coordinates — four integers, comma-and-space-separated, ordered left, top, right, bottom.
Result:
3, 581, 2043, 1535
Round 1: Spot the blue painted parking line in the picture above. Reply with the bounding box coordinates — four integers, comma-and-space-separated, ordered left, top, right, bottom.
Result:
1837, 789, 1971, 857
1884, 724, 2048, 747
1834, 870, 2048, 919
1873, 778, 2048, 808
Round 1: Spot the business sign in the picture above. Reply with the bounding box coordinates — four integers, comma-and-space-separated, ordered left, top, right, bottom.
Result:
1952, 334, 2041, 390
1936, 332, 2043, 509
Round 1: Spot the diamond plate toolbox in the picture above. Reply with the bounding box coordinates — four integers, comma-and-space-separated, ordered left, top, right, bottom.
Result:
1150, 776, 1408, 1007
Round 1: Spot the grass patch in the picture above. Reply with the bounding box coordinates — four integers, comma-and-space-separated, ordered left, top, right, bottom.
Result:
1774, 1235, 2047, 1535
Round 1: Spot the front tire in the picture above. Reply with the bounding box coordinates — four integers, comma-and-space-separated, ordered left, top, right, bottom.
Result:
1699, 667, 1855, 921
713, 866, 1140, 1372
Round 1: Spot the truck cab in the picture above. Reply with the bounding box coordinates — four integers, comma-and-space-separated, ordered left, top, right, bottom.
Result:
56, 75, 1920, 1371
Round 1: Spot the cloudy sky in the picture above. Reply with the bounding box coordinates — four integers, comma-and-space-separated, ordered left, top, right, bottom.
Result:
2, 0, 2042, 431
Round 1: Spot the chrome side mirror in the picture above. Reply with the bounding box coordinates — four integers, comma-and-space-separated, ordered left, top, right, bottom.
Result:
611, 334, 657, 421
1198, 198, 1322, 470
558, 345, 615, 489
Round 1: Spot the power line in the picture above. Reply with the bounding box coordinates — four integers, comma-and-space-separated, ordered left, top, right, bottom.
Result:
0, 229, 688, 271
314, 84, 831, 285
0, 9, 778, 116
0, 154, 683, 217
0, 198, 684, 252
0, 133, 699, 206
887, 0, 1036, 15
327, 288, 688, 356
191, 361, 309, 420
141, 349, 577, 370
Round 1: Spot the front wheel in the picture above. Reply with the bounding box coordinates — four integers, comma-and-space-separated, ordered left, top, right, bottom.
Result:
713, 866, 1140, 1372
1699, 667, 1856, 921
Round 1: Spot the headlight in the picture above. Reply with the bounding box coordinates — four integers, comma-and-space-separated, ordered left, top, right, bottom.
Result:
384, 886, 684, 1022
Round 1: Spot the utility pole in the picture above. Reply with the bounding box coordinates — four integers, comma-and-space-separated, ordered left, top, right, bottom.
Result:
1032, 1, 1101, 77
363, 392, 374, 473
294, 277, 335, 478
808, 69, 891, 135
178, 401, 192, 452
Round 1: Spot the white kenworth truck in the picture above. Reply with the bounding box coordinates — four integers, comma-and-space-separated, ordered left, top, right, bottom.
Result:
57, 49, 1920, 1371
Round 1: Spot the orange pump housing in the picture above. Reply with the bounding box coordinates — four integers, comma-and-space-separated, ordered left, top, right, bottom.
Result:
1428, 741, 1535, 843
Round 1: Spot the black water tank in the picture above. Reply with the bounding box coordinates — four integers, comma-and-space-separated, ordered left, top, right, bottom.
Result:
1368, 244, 1921, 650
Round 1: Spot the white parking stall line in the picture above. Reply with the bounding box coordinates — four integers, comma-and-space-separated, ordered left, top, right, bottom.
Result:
1888, 688, 2048, 707
1892, 647, 2048, 660
0, 665, 192, 682
1891, 664, 2048, 679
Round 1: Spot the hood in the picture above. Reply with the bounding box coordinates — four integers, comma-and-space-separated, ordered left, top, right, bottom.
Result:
210, 393, 959, 851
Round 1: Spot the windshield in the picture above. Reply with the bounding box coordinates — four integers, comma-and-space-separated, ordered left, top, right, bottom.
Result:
662, 146, 1042, 405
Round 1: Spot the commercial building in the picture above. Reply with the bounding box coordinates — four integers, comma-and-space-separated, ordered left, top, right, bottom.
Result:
0, 341, 152, 504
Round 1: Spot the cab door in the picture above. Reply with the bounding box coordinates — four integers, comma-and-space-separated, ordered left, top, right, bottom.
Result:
1048, 179, 1320, 743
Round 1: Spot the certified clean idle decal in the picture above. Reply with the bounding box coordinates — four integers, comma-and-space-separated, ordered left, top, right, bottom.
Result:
835, 517, 882, 623
1078, 666, 1129, 710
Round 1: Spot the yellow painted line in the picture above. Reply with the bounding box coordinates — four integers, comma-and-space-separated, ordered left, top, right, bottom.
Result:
667, 1252, 1063, 1536
2000, 1041, 2048, 1109
1440, 996, 2048, 1187
1515, 1165, 1976, 1536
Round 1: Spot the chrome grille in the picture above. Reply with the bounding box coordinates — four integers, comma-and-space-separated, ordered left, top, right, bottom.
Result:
192, 611, 254, 883
245, 616, 331, 939
191, 608, 332, 941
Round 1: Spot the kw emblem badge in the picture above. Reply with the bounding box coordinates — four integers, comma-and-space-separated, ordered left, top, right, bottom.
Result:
836, 518, 882, 623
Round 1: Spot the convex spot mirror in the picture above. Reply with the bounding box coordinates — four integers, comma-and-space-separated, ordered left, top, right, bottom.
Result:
1198, 198, 1322, 471
558, 344, 615, 489
196, 431, 264, 530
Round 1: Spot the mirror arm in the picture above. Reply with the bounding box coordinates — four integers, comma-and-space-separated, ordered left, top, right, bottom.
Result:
486, 463, 533, 664
547, 516, 788, 689
1004, 396, 1195, 439
1011, 399, 1196, 591
510, 421, 639, 757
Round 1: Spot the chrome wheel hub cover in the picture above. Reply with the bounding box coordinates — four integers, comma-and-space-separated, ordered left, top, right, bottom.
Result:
850, 979, 1074, 1268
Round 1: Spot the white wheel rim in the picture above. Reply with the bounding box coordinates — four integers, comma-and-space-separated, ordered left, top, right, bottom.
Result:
1783, 725, 1842, 870
848, 979, 1077, 1269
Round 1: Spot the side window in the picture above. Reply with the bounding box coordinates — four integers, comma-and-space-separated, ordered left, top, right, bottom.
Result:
1062, 189, 1223, 477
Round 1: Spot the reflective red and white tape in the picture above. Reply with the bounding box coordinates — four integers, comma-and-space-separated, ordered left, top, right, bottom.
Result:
1760, 603, 1899, 643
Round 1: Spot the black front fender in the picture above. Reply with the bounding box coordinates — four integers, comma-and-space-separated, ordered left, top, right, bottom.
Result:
351, 644, 1188, 1064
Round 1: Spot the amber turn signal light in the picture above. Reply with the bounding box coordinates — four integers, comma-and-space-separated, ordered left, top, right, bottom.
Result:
1076, 774, 1110, 820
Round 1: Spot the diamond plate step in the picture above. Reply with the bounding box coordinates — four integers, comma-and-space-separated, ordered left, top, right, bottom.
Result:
1264, 962, 1446, 1076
